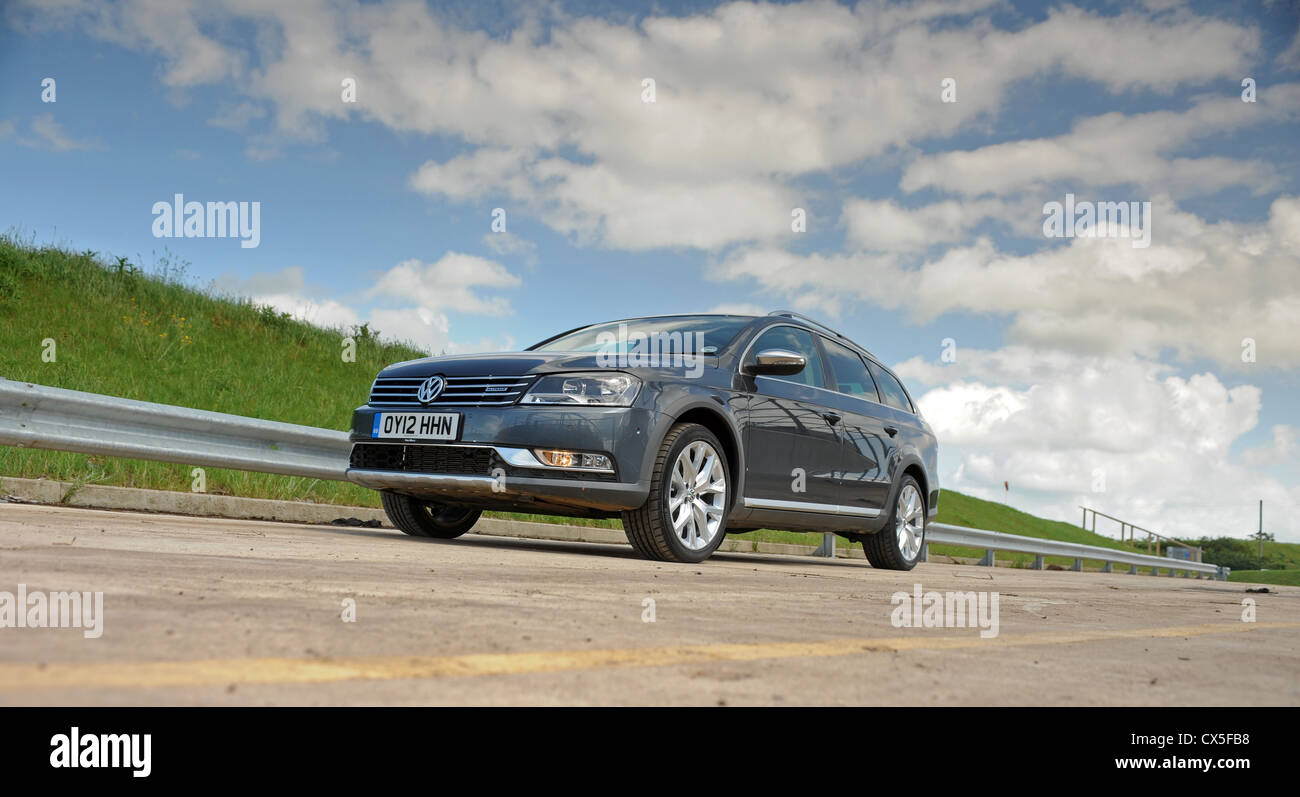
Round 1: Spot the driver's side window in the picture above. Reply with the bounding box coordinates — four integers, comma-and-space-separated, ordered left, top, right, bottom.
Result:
750, 326, 826, 389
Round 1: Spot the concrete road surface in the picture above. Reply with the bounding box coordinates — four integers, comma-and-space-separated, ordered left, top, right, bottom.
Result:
1, 502, 1296, 706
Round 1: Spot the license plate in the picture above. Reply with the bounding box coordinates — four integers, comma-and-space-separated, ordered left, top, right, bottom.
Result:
371, 412, 460, 440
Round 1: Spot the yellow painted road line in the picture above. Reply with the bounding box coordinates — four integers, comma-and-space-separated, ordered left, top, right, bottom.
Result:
1, 622, 1295, 691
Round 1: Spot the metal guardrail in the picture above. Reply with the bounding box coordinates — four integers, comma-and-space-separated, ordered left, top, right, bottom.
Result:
922, 522, 1227, 580
1, 379, 1229, 579
0, 379, 350, 481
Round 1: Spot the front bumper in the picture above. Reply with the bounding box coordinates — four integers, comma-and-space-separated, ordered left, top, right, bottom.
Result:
347, 468, 649, 512
345, 404, 663, 514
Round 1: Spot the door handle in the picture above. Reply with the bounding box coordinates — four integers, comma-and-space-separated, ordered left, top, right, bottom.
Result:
884, 425, 898, 437
822, 412, 841, 425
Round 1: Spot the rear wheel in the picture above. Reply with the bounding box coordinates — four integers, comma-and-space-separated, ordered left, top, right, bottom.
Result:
381, 492, 481, 539
863, 476, 925, 570
622, 423, 730, 563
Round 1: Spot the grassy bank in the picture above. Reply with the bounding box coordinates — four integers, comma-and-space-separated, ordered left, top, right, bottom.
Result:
0, 235, 422, 507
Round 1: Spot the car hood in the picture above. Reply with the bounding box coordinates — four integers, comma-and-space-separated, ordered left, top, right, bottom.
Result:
379, 352, 618, 378
379, 351, 720, 379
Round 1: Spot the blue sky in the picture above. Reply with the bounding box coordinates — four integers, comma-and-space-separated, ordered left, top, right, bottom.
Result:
2, 0, 1298, 540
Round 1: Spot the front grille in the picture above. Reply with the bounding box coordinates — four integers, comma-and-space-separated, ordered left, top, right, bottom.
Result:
368, 374, 537, 407
350, 443, 495, 475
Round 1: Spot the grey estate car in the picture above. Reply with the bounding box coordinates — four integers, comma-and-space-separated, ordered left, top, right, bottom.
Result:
346, 312, 939, 568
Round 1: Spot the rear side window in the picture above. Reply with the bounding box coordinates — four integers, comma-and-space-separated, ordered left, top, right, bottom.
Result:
867, 361, 913, 413
748, 325, 826, 389
822, 339, 880, 402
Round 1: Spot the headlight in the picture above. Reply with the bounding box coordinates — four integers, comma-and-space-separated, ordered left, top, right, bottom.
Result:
521, 372, 641, 406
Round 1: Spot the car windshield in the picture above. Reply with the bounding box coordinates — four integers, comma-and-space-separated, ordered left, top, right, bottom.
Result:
529, 315, 753, 355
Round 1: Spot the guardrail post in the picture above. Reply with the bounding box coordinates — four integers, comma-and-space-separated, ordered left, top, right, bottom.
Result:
918, 543, 928, 563
1071, 558, 1083, 572
1180, 570, 1189, 578
1128, 564, 1138, 575
978, 550, 995, 567
1167, 568, 1176, 578
1149, 567, 1159, 576
813, 533, 835, 557
1101, 562, 1112, 573
1032, 555, 1043, 570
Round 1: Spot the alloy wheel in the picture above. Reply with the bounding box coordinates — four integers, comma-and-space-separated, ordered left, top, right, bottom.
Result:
895, 483, 924, 561
667, 440, 727, 551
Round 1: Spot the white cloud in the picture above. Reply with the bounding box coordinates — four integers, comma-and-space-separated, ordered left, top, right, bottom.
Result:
481, 230, 538, 262
1242, 425, 1298, 468
1277, 25, 1300, 71
7, 0, 243, 88
366, 252, 521, 315
212, 266, 363, 331
11, 0, 1265, 248
841, 197, 1009, 252
213, 254, 521, 353
900, 88, 1300, 198
716, 195, 1300, 368
892, 347, 1300, 541
19, 112, 99, 151
255, 293, 363, 331
410, 149, 796, 250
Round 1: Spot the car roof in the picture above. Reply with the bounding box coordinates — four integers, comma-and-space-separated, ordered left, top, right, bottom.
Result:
529, 311, 885, 367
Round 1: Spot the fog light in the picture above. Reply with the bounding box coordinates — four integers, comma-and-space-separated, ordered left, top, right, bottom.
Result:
536, 449, 576, 467
534, 449, 613, 471
581, 454, 612, 470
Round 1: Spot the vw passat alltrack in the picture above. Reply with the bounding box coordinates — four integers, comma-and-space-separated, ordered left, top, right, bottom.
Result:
346, 312, 939, 568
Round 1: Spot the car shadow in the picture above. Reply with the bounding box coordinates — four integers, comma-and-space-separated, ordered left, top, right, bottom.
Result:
304, 523, 866, 567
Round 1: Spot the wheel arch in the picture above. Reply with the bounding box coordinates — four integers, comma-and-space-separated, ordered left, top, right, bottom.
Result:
673, 404, 744, 508
885, 455, 931, 521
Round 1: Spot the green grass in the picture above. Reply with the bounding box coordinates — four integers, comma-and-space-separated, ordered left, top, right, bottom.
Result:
1228, 569, 1300, 586
2, 236, 1285, 566
0, 235, 424, 507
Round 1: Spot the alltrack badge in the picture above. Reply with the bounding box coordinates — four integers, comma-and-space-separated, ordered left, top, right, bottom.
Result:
416, 375, 445, 404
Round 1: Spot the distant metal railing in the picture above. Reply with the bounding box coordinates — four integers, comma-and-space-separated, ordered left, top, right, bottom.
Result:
1079, 505, 1202, 562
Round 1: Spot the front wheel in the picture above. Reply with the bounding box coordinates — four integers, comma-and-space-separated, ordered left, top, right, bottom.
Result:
862, 476, 925, 570
381, 492, 481, 539
622, 423, 730, 563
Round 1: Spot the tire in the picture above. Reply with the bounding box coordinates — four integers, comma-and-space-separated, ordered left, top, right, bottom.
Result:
381, 492, 481, 539
622, 422, 731, 563
862, 475, 925, 571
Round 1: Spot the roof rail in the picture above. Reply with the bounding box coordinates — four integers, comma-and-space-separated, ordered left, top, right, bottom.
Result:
767, 310, 849, 339
766, 310, 875, 359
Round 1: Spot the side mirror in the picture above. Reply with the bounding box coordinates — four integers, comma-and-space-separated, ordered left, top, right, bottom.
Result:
747, 348, 807, 376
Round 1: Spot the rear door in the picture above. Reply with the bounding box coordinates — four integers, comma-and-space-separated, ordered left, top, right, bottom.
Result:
818, 337, 894, 518
739, 325, 845, 510
865, 358, 924, 492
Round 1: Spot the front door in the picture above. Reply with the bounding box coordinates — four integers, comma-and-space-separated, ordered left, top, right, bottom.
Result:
739, 325, 844, 510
